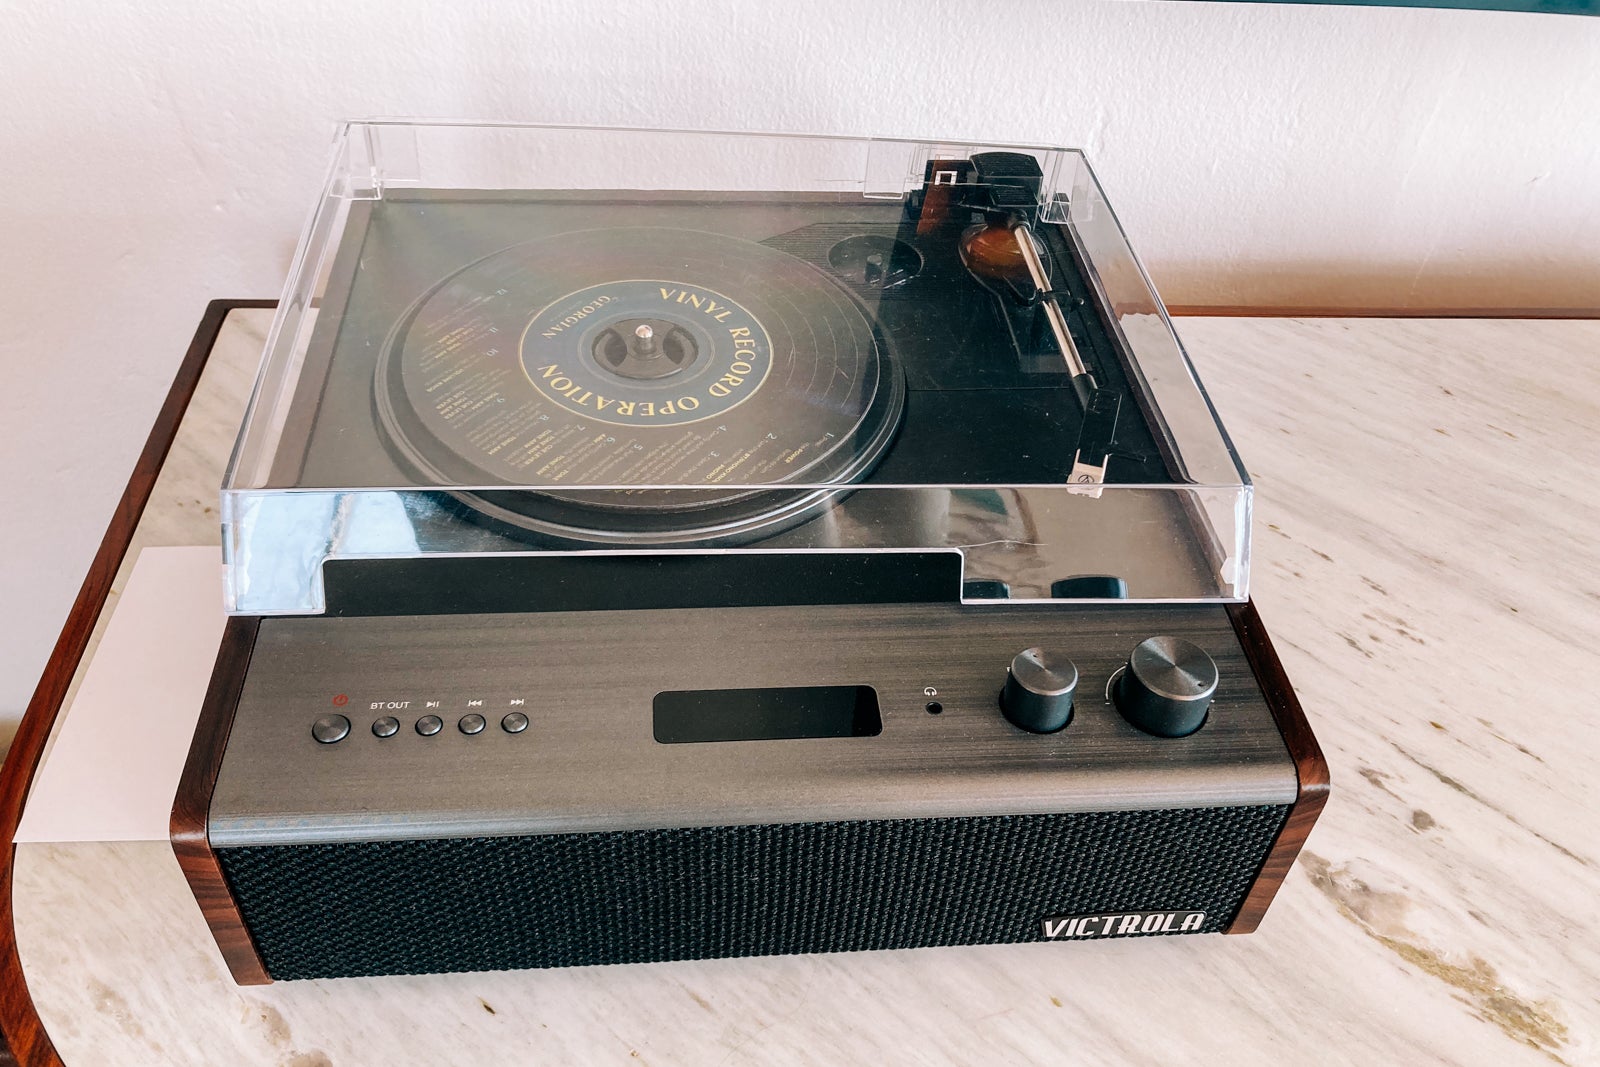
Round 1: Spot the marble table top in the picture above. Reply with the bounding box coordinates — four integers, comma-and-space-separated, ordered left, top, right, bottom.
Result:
12, 310, 1599, 1065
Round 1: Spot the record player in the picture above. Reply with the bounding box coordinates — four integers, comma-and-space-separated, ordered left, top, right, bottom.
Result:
172, 122, 1328, 984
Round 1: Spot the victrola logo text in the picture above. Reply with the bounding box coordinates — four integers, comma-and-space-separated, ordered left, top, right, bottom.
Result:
1040, 910, 1206, 939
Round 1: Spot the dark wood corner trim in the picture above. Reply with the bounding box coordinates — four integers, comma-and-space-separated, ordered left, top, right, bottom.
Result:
0, 299, 277, 1066
171, 616, 270, 985
1224, 599, 1331, 935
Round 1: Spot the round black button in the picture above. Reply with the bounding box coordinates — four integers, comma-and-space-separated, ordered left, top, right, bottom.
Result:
459, 713, 486, 735
371, 716, 399, 738
312, 714, 351, 744
1000, 647, 1078, 733
502, 712, 529, 734
415, 714, 444, 736
1113, 636, 1218, 738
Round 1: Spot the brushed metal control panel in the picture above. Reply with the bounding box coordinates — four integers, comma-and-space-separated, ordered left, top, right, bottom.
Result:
210, 603, 1296, 846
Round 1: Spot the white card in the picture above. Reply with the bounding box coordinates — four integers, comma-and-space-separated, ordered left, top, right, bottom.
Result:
16, 547, 225, 843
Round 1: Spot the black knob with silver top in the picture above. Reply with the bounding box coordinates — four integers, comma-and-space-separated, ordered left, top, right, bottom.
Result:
1000, 647, 1078, 733
1113, 636, 1218, 738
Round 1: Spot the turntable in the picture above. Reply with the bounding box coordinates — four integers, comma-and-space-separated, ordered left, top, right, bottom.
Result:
173, 122, 1327, 984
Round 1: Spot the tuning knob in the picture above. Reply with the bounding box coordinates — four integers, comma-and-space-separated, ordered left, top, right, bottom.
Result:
1001, 647, 1078, 733
1113, 636, 1218, 738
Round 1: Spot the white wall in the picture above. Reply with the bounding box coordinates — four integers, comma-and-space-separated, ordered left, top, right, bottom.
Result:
2, 0, 1597, 726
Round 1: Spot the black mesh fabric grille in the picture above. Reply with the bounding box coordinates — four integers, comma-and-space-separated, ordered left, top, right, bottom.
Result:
220, 805, 1289, 980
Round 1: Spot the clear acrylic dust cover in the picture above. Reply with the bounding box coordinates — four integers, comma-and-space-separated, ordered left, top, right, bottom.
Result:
222, 122, 1251, 614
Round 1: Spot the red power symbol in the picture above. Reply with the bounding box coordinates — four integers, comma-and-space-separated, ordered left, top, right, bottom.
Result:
332, 694, 349, 707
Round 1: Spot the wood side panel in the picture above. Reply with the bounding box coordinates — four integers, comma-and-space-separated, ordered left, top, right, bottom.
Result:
0, 300, 276, 1066
1224, 600, 1331, 934
170, 616, 270, 985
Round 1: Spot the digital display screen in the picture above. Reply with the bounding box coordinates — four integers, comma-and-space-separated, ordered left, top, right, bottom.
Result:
653, 686, 882, 744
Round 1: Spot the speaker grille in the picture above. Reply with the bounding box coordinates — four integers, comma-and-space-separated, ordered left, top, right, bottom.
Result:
220, 805, 1289, 980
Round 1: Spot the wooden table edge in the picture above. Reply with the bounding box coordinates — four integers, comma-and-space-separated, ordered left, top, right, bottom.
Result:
1167, 304, 1600, 318
0, 300, 1592, 1065
0, 299, 275, 1067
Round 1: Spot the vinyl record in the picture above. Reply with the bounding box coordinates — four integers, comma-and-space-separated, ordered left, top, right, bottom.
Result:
374, 227, 905, 545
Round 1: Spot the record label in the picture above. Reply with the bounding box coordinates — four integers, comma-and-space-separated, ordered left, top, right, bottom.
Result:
519, 279, 773, 427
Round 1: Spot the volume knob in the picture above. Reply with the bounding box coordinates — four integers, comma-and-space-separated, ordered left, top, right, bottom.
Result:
1113, 636, 1218, 738
1001, 647, 1078, 733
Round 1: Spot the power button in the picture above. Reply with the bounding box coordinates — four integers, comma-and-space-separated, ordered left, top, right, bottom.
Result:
312, 714, 351, 744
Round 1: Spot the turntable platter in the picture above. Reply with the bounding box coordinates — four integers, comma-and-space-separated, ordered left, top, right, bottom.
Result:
374, 226, 905, 545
